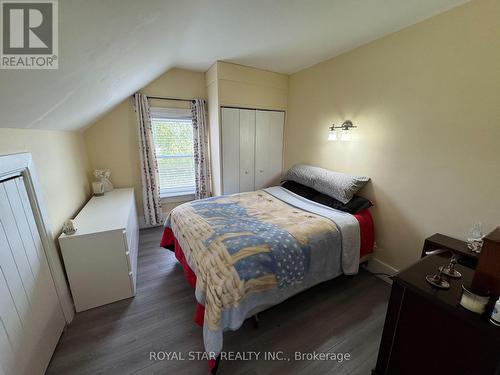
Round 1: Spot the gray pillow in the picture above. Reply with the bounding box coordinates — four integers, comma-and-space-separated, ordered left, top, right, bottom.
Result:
284, 164, 370, 204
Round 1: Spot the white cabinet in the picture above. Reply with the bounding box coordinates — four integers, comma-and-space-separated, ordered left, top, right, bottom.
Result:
59, 189, 139, 312
255, 110, 285, 190
221, 108, 240, 195
239, 109, 256, 193
221, 107, 284, 194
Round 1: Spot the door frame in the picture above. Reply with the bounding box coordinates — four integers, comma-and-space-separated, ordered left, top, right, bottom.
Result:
0, 152, 75, 323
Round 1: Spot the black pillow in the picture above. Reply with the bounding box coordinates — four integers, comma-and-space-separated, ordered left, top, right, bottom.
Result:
311, 193, 372, 214
281, 180, 317, 199
281, 180, 372, 214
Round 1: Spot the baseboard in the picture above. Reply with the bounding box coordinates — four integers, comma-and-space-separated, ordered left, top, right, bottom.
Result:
138, 216, 163, 230
362, 256, 399, 284
138, 216, 147, 229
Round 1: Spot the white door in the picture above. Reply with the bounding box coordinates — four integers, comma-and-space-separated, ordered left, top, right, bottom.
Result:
239, 109, 256, 193
0, 177, 65, 375
254, 110, 285, 189
221, 108, 240, 194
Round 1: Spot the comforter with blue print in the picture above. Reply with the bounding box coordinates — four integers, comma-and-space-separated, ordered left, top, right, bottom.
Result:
165, 189, 342, 331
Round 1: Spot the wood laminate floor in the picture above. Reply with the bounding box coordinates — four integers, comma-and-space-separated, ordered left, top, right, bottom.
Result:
47, 227, 390, 375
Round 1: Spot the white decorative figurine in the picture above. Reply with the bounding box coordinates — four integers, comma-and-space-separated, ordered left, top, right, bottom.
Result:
93, 169, 114, 193
62, 219, 77, 235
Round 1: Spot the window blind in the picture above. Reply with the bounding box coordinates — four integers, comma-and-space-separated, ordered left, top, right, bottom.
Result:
151, 117, 195, 197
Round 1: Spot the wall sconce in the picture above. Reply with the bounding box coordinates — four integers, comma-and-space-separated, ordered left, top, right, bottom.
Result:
328, 120, 357, 141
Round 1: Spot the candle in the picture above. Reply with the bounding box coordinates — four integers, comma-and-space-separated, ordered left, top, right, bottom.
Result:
460, 284, 489, 314
490, 298, 500, 326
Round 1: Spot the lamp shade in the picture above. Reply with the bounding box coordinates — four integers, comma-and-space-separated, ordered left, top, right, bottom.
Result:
328, 129, 337, 141
340, 129, 352, 141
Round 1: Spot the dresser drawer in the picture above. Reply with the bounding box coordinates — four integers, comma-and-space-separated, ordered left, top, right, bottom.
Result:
60, 230, 134, 312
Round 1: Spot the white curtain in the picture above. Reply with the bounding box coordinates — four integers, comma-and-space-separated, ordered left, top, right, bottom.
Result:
133, 93, 162, 226
191, 99, 212, 199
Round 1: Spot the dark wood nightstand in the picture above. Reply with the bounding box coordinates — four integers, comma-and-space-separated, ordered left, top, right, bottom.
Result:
422, 233, 480, 269
373, 255, 500, 375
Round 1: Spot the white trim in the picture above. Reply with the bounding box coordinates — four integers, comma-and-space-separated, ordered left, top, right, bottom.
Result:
362, 255, 399, 284
0, 152, 75, 323
160, 193, 195, 203
138, 215, 162, 229
150, 107, 192, 119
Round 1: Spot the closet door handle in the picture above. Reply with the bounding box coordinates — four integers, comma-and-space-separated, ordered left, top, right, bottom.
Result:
259, 169, 263, 173
244, 171, 249, 175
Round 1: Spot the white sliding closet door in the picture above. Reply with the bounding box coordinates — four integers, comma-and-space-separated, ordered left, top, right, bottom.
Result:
239, 109, 256, 193
254, 110, 285, 189
0, 176, 65, 375
221, 108, 240, 195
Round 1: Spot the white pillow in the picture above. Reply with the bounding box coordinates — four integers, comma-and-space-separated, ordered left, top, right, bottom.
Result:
284, 164, 370, 204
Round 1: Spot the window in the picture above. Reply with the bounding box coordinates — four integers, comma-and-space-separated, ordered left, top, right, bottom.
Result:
151, 108, 195, 198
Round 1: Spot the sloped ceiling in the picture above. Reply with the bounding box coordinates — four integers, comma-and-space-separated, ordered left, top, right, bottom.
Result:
0, 0, 468, 131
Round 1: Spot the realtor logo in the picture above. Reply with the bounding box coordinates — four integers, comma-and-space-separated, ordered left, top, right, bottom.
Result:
1, 0, 58, 69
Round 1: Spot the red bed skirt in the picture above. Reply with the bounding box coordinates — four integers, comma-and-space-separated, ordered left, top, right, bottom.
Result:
161, 228, 215, 370
355, 209, 375, 259
160, 208, 374, 371
160, 228, 204, 326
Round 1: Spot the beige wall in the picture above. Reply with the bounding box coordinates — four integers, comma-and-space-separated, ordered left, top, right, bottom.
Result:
207, 61, 289, 194
217, 61, 288, 110
0, 128, 90, 237
83, 68, 207, 219
285, 0, 500, 270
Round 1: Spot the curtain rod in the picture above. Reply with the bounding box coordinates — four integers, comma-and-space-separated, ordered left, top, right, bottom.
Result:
147, 95, 193, 102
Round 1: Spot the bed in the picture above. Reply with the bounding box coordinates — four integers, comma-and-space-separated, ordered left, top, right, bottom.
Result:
160, 169, 374, 372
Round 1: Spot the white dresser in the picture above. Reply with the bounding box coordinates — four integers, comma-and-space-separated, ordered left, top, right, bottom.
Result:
59, 188, 139, 312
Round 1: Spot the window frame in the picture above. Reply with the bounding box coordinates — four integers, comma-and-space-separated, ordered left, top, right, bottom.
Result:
150, 107, 196, 200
